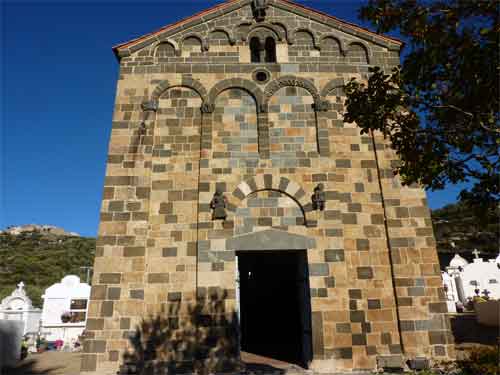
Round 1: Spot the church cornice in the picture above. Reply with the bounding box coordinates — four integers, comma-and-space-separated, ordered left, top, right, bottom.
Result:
112, 0, 403, 60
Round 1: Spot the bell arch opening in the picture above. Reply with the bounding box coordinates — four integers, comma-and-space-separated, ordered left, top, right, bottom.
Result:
250, 37, 261, 63
265, 37, 277, 63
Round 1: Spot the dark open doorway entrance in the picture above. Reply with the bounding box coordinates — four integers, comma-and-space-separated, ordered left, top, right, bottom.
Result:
237, 250, 313, 368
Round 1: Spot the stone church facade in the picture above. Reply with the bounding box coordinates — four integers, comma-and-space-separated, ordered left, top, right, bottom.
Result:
81, 1, 454, 373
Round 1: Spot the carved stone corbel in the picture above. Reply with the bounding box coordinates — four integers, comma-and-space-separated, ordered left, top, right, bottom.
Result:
201, 40, 209, 52
141, 100, 158, 112
139, 100, 158, 136
311, 183, 326, 211
201, 103, 215, 114
258, 103, 268, 114
210, 190, 228, 221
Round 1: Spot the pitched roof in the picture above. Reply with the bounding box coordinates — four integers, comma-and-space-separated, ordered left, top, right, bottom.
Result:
112, 0, 403, 58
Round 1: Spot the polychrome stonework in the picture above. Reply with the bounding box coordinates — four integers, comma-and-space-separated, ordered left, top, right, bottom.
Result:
81, 1, 454, 373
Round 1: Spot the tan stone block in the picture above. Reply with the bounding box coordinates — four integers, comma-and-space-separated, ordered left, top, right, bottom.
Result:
93, 258, 117, 274
366, 333, 379, 346
414, 330, 431, 348
400, 304, 429, 320
333, 333, 352, 347
115, 300, 144, 316
374, 266, 392, 280
276, 43, 288, 63
401, 331, 418, 347
420, 249, 439, 264
324, 310, 349, 322
106, 340, 127, 351
99, 222, 127, 235
380, 297, 396, 309
367, 308, 394, 322
132, 258, 146, 272
351, 323, 362, 334
353, 347, 375, 369
109, 331, 124, 340
420, 262, 440, 276
122, 272, 144, 283
87, 302, 101, 317
316, 299, 345, 311
370, 238, 388, 251
372, 280, 386, 289
198, 271, 221, 287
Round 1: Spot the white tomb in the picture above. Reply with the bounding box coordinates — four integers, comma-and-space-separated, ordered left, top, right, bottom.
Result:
442, 250, 500, 312
0, 282, 42, 335
41, 275, 90, 347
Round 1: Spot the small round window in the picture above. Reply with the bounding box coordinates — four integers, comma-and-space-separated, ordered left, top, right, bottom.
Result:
253, 69, 270, 84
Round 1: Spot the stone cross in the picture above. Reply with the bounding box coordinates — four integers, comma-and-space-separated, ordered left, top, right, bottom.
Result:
472, 249, 480, 259
17, 281, 25, 290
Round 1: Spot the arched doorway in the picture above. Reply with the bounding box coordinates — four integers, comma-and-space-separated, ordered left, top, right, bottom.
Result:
228, 229, 314, 368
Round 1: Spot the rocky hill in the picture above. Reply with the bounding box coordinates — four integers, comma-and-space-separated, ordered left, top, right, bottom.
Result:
1, 224, 80, 237
0, 228, 95, 308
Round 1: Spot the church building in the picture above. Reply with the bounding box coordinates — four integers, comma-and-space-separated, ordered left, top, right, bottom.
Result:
81, 1, 454, 373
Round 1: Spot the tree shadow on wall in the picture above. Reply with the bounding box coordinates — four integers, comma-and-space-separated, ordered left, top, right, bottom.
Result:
118, 289, 242, 375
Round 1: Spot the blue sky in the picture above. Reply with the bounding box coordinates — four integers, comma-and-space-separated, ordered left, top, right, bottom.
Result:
2, 1, 462, 237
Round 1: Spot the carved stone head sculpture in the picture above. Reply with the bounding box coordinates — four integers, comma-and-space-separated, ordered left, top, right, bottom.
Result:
311, 183, 326, 211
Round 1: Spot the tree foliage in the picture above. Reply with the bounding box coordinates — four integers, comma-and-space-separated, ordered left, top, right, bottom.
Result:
0, 231, 95, 307
344, 0, 499, 210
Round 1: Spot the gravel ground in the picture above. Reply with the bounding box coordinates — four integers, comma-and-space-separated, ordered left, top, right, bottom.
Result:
2, 351, 81, 375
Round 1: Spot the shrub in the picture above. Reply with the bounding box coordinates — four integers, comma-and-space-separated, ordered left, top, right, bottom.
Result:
456, 347, 499, 375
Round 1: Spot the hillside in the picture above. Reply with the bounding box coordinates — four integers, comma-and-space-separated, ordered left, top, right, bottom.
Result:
0, 229, 95, 308
432, 202, 499, 268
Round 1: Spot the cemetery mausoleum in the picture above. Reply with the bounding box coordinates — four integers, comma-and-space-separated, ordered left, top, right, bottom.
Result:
81, 1, 454, 373
41, 275, 90, 345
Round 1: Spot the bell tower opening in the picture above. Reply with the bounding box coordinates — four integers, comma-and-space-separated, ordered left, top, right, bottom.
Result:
265, 37, 276, 63
250, 37, 261, 63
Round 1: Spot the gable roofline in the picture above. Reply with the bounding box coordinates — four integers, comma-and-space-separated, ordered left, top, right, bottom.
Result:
112, 0, 403, 59
276, 0, 403, 46
112, 0, 242, 58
